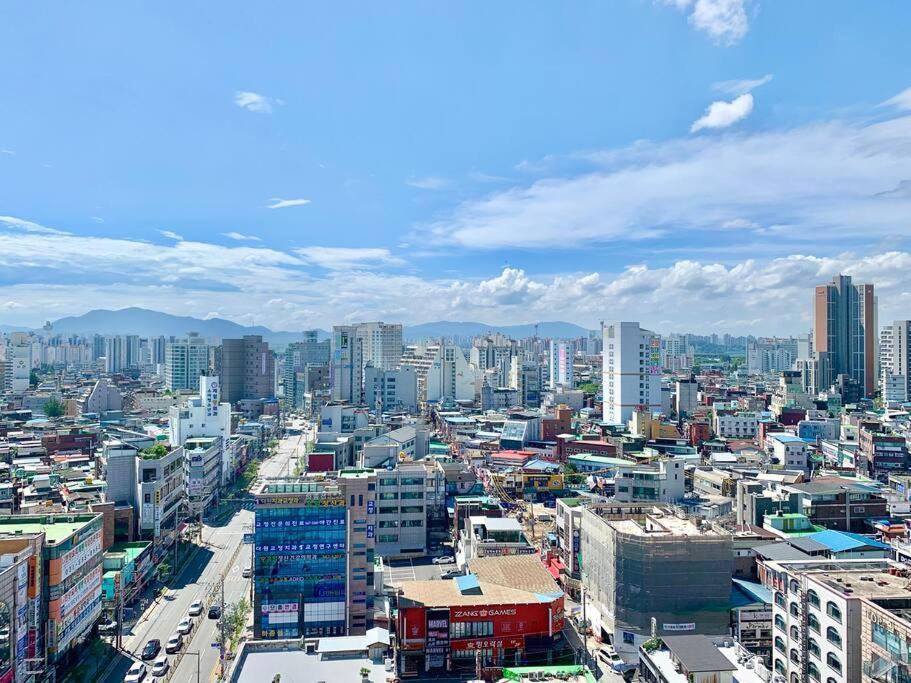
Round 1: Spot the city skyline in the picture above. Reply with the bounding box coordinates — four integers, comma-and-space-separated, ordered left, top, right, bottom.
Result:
2, 2, 911, 332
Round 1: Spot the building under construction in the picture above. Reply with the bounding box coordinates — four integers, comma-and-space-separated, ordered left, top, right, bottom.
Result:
580, 507, 732, 661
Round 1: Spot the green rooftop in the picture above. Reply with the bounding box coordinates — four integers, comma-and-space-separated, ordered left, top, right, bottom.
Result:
502, 665, 596, 683
107, 541, 151, 563
0, 514, 98, 543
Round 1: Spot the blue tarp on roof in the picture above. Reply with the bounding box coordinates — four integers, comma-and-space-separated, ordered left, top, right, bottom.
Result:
806, 529, 890, 553
731, 578, 773, 607
456, 573, 480, 594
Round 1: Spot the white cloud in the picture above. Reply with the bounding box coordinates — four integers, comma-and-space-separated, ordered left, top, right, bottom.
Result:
405, 176, 448, 190
3, 221, 911, 334
663, 0, 750, 45
712, 74, 773, 96
721, 218, 761, 230
158, 230, 184, 241
222, 232, 261, 241
266, 197, 312, 209
881, 86, 911, 112
1, 150, 15, 155
691, 93, 754, 132
421, 110, 911, 250
91, 216, 105, 224
234, 91, 281, 114
0, 216, 71, 235
295, 247, 404, 270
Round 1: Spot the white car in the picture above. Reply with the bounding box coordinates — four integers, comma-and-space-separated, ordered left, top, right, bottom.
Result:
598, 646, 624, 671
124, 662, 147, 683
188, 600, 203, 617
165, 632, 184, 654
151, 656, 170, 678
176, 617, 194, 635
432, 556, 455, 565
242, 566, 252, 578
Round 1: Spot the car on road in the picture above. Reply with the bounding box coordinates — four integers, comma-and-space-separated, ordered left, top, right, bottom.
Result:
441, 569, 462, 579
188, 600, 204, 616
208, 604, 222, 619
124, 662, 147, 683
432, 556, 455, 565
140, 639, 161, 661
242, 565, 252, 578
176, 617, 194, 635
165, 632, 184, 654
597, 645, 624, 671
151, 656, 170, 678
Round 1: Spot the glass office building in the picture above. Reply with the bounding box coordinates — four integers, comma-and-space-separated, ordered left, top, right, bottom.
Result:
253, 482, 348, 639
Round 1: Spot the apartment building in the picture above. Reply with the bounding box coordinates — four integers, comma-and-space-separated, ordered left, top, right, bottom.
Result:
364, 364, 418, 414
218, 335, 275, 404
164, 333, 210, 391
713, 411, 760, 439
374, 462, 444, 558
613, 458, 685, 504
602, 322, 662, 426
759, 559, 906, 683
185, 437, 222, 518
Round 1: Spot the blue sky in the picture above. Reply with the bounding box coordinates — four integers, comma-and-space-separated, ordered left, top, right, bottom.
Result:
2, 1, 911, 333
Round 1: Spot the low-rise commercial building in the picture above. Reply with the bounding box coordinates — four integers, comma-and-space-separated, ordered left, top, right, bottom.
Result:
396, 555, 568, 678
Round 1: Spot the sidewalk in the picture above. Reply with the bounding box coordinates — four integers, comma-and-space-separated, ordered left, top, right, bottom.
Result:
62, 538, 204, 683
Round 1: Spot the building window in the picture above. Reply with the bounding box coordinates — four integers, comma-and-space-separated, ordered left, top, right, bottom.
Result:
808, 614, 820, 633
790, 626, 800, 641
826, 653, 841, 673
774, 637, 785, 654
790, 649, 800, 664
808, 638, 820, 658
826, 627, 842, 648
807, 589, 820, 608
790, 602, 799, 617
807, 662, 820, 681
775, 592, 786, 607
826, 603, 842, 623
774, 615, 786, 632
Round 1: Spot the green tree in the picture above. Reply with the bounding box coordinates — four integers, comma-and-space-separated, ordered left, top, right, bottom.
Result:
141, 443, 170, 459
42, 398, 65, 418
29, 370, 39, 387
579, 382, 599, 394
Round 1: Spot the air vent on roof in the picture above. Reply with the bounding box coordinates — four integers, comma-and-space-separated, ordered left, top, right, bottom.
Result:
860, 576, 874, 581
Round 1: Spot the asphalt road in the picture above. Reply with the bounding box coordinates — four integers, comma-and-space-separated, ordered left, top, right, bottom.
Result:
101, 419, 307, 683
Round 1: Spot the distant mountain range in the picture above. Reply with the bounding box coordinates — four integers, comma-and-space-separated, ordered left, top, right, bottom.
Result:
48, 307, 327, 347
6, 307, 593, 347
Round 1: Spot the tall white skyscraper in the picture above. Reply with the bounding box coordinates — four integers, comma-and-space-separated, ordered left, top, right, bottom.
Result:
881, 320, 911, 405
165, 333, 210, 391
355, 322, 403, 371
548, 340, 574, 388
602, 322, 661, 425
8, 334, 31, 392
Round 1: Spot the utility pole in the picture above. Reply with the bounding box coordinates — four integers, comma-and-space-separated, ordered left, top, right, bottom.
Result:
115, 587, 124, 650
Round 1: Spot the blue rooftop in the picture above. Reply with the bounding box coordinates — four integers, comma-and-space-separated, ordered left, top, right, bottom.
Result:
771, 434, 805, 444
731, 578, 773, 607
456, 573, 480, 594
806, 529, 890, 553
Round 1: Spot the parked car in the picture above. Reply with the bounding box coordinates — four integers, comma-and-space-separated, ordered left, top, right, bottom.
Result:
188, 600, 204, 617
151, 656, 170, 678
441, 569, 462, 580
124, 662, 147, 683
165, 632, 184, 654
140, 639, 161, 661
242, 566, 252, 578
208, 604, 222, 619
176, 617, 194, 635
432, 556, 455, 565
98, 619, 118, 634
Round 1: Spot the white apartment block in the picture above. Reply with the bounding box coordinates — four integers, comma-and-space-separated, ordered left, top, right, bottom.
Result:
168, 375, 232, 446
713, 411, 759, 439
548, 340, 574, 388
880, 321, 911, 405
165, 333, 210, 391
762, 559, 907, 683
356, 321, 403, 371
675, 378, 699, 417
602, 322, 662, 425
330, 324, 364, 403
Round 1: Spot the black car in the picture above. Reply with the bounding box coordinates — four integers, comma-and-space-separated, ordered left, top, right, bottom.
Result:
140, 639, 161, 661
207, 604, 221, 619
